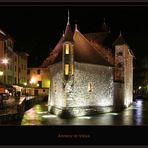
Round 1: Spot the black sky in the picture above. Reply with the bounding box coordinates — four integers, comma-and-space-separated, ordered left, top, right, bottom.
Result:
0, 5, 148, 67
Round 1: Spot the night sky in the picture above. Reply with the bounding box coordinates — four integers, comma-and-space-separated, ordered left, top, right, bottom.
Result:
0, 5, 148, 67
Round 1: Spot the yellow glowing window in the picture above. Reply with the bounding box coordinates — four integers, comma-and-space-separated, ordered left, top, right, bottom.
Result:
72, 64, 74, 75
88, 82, 93, 92
0, 71, 3, 76
65, 64, 69, 75
65, 44, 70, 54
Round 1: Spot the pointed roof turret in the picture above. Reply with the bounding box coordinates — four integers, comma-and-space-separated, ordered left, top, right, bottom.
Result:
63, 10, 73, 42
113, 30, 126, 45
119, 30, 122, 37
100, 18, 108, 32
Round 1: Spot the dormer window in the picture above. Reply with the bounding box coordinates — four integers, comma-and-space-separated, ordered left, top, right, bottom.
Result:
65, 44, 70, 54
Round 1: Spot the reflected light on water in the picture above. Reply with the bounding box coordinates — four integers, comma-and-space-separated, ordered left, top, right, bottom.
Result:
107, 113, 118, 116
21, 100, 148, 125
21, 104, 46, 125
77, 116, 92, 119
134, 100, 143, 125
42, 114, 57, 118
37, 111, 48, 115
137, 100, 142, 106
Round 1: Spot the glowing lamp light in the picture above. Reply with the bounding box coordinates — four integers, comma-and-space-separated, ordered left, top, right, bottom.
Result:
24, 82, 27, 86
5, 89, 9, 93
0, 71, 3, 76
30, 78, 36, 84
2, 58, 8, 64
138, 86, 142, 90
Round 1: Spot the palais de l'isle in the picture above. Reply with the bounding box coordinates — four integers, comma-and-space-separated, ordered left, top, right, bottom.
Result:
42, 12, 134, 118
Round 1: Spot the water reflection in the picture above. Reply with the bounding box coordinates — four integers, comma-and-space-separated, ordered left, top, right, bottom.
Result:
133, 100, 143, 125
21, 103, 48, 125
21, 100, 148, 125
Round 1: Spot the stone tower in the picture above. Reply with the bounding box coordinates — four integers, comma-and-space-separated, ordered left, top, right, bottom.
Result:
114, 31, 134, 109
62, 10, 75, 105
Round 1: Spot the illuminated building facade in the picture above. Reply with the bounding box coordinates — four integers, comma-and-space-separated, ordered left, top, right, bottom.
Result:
27, 67, 50, 96
42, 14, 134, 117
0, 29, 28, 90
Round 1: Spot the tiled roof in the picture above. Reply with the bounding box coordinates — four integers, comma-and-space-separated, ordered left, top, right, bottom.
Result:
84, 32, 108, 44
73, 31, 112, 66
63, 24, 73, 42
41, 27, 112, 67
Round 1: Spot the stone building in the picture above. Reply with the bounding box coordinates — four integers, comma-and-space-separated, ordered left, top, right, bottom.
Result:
42, 13, 134, 117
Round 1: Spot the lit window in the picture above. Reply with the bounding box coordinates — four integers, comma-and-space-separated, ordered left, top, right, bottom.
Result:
0, 71, 3, 76
65, 64, 69, 75
88, 82, 93, 92
72, 64, 74, 75
65, 44, 70, 54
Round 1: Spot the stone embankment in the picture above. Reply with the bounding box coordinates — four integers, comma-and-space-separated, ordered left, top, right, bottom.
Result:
0, 95, 47, 125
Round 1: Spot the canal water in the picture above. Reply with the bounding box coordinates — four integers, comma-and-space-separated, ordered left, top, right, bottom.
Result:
21, 99, 148, 125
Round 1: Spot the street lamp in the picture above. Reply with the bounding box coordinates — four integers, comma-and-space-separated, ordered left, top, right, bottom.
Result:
138, 86, 142, 90
2, 58, 8, 64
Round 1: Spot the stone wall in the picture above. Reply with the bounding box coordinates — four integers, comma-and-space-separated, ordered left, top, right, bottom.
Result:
67, 62, 114, 108
48, 61, 114, 117
48, 62, 66, 108
114, 82, 124, 110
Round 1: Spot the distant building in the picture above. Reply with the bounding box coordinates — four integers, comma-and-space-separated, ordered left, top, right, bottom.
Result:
27, 67, 50, 96
17, 52, 28, 86
42, 14, 134, 117
0, 29, 28, 94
